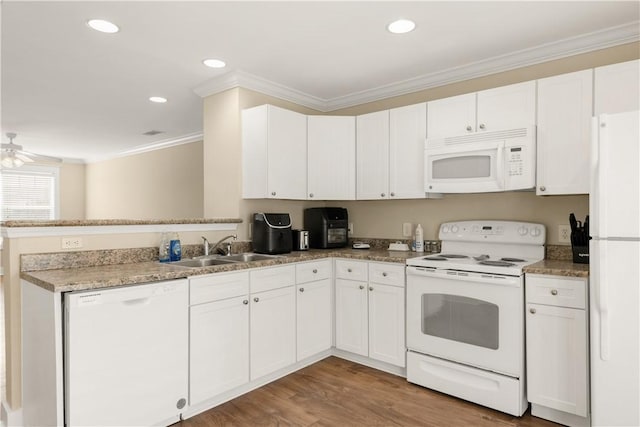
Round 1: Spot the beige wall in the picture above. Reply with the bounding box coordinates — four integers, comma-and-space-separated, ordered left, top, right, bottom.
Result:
85, 142, 204, 219
59, 162, 86, 220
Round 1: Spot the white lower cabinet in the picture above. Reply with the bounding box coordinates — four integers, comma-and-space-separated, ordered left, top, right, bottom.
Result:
296, 260, 333, 361
525, 274, 589, 426
335, 259, 406, 367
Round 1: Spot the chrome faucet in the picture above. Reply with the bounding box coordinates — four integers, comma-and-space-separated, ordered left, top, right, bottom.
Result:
202, 234, 237, 256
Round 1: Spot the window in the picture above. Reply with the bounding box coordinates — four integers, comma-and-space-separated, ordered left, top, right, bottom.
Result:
1, 165, 59, 220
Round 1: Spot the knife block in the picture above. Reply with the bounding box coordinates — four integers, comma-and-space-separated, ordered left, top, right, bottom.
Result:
571, 244, 589, 264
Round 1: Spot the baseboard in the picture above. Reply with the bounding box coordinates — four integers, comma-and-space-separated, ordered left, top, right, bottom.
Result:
331, 349, 406, 377
1, 400, 22, 427
531, 403, 590, 427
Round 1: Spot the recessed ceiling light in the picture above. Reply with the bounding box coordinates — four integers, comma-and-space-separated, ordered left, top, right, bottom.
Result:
149, 97, 167, 103
203, 59, 226, 69
387, 19, 416, 34
87, 19, 120, 34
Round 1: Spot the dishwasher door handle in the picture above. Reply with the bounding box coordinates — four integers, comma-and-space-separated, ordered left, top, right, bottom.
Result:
122, 297, 151, 306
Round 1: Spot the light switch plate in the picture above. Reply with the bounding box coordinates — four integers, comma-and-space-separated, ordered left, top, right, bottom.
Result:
402, 223, 413, 237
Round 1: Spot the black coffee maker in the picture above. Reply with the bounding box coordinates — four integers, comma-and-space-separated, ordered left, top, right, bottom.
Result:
252, 213, 292, 254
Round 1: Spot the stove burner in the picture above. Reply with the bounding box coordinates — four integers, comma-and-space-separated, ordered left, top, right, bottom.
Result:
438, 254, 469, 259
501, 257, 526, 262
479, 260, 516, 267
424, 256, 448, 261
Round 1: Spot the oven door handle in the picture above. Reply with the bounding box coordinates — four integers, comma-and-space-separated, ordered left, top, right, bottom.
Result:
406, 266, 520, 287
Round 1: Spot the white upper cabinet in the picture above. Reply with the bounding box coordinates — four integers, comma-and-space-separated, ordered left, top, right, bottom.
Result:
427, 81, 536, 138
536, 69, 593, 195
356, 110, 389, 200
308, 116, 356, 200
594, 59, 640, 115
389, 103, 429, 199
242, 104, 307, 200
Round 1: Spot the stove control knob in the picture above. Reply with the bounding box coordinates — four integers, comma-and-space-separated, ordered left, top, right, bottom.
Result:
442, 225, 450, 233
451, 225, 459, 233
518, 226, 529, 236
530, 227, 542, 237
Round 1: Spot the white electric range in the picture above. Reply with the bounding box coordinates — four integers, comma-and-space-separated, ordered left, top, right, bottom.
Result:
405, 220, 545, 416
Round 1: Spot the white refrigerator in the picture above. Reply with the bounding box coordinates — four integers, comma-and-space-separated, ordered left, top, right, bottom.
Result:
589, 110, 640, 427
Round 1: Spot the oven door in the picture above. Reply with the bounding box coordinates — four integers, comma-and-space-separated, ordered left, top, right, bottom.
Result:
425, 140, 505, 193
406, 266, 523, 377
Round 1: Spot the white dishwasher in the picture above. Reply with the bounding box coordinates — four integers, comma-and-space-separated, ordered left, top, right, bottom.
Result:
64, 279, 189, 427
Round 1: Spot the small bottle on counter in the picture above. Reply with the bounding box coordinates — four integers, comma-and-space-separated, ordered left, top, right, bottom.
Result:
169, 232, 182, 261
159, 232, 170, 263
415, 224, 424, 253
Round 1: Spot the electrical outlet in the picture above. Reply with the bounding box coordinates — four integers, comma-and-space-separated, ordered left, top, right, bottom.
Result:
348, 222, 354, 237
558, 225, 571, 244
61, 237, 83, 249
402, 222, 413, 237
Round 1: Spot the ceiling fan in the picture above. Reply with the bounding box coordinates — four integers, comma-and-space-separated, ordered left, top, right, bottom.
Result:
1, 132, 62, 168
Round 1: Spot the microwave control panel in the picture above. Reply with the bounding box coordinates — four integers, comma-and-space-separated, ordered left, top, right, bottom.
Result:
507, 146, 524, 176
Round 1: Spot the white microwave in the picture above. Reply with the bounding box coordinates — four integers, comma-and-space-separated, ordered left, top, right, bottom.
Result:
424, 126, 536, 193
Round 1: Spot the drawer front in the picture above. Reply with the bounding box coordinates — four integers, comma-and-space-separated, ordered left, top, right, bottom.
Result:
250, 264, 296, 294
368, 262, 405, 287
296, 259, 332, 284
526, 275, 587, 309
335, 259, 368, 281
190, 271, 250, 306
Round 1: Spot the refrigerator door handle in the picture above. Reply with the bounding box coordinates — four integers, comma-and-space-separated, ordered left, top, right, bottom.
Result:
596, 242, 610, 361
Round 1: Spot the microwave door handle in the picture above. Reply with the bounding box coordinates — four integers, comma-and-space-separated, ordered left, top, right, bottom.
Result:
496, 142, 505, 189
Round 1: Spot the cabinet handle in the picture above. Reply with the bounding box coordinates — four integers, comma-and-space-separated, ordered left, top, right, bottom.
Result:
466, 125, 472, 132
530, 308, 536, 314
312, 269, 318, 273
369, 286, 374, 291
243, 299, 249, 305
253, 297, 259, 303
271, 191, 276, 196
551, 289, 558, 296
539, 186, 546, 192
359, 285, 364, 290
479, 123, 486, 130
309, 193, 314, 198
381, 193, 385, 197
299, 287, 305, 293
382, 272, 388, 277
347, 268, 352, 273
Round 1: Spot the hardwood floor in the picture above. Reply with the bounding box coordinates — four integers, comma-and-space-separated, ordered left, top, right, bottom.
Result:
179, 357, 560, 427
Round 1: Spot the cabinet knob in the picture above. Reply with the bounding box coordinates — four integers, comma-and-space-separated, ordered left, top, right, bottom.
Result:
271, 191, 276, 196
369, 286, 374, 291
309, 193, 314, 198
359, 285, 364, 290
466, 125, 472, 132
381, 193, 385, 197
312, 269, 318, 274
551, 289, 558, 296
530, 308, 536, 314
299, 287, 305, 293
243, 299, 249, 305
347, 268, 352, 273
390, 192, 395, 197
479, 123, 486, 130
382, 272, 388, 277
539, 186, 546, 192
253, 297, 259, 303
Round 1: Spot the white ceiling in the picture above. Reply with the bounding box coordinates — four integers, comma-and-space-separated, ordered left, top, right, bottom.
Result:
2, 1, 639, 162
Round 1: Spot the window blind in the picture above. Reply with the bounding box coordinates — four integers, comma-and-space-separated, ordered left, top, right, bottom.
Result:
1, 166, 59, 220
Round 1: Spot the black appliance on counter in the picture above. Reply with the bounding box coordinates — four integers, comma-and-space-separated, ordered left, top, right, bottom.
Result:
252, 213, 292, 254
304, 207, 349, 249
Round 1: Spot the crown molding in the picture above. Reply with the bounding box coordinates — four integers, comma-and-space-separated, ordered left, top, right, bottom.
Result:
85, 132, 203, 164
193, 21, 639, 112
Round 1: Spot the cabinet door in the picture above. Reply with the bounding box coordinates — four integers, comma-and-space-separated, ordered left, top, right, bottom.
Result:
356, 110, 389, 200
477, 81, 536, 132
595, 59, 640, 115
308, 116, 356, 200
389, 103, 427, 199
536, 70, 592, 195
250, 286, 296, 380
526, 303, 588, 417
427, 93, 476, 138
190, 295, 249, 404
296, 279, 332, 361
368, 283, 405, 367
267, 105, 308, 199
335, 278, 368, 356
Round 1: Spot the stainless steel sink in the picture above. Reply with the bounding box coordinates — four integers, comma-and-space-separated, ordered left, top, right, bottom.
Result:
169, 257, 237, 268
224, 253, 282, 262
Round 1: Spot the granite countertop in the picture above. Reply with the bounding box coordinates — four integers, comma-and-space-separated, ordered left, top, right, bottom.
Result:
523, 259, 589, 278
1, 218, 242, 227
22, 248, 418, 293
